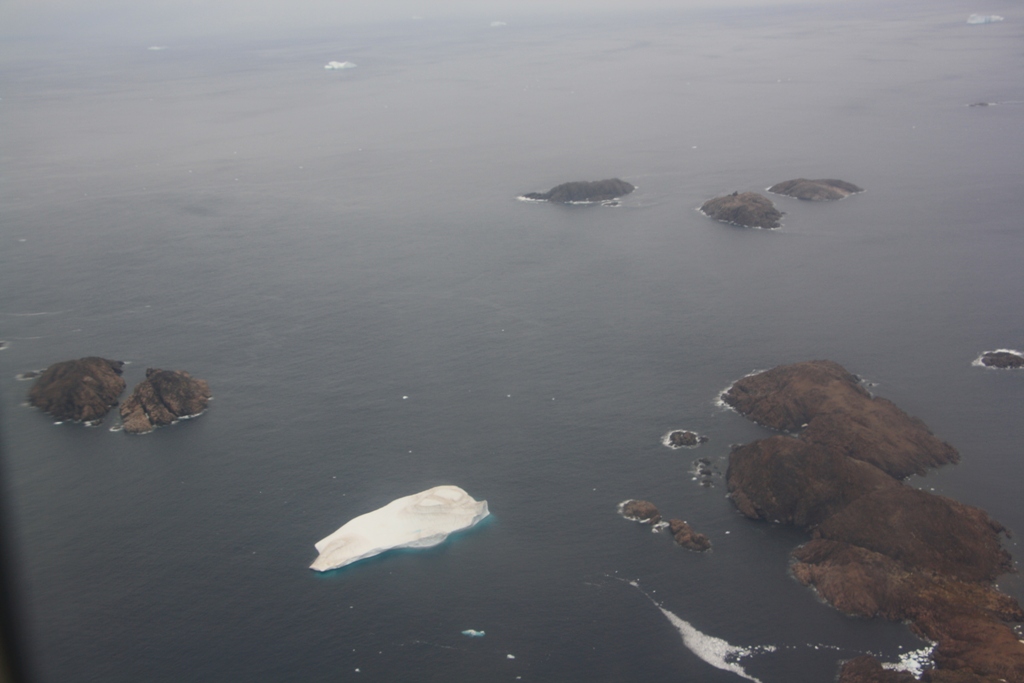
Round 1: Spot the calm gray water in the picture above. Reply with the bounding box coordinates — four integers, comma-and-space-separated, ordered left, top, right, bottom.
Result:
2, 2, 1023, 681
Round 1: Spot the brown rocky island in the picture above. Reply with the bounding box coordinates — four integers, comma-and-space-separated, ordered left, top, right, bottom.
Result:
120, 368, 212, 434
768, 178, 863, 201
721, 360, 1024, 681
521, 178, 634, 203
28, 357, 126, 423
699, 191, 783, 229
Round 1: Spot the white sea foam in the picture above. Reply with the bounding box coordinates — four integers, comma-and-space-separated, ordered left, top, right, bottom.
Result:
972, 348, 1023, 368
325, 61, 357, 70
658, 607, 766, 682
967, 14, 1004, 24
880, 643, 935, 677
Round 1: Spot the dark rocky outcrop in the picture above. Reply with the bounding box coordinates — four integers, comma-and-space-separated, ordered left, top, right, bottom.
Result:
120, 368, 211, 434
979, 351, 1024, 369
721, 359, 959, 478
668, 519, 711, 551
617, 499, 661, 525
768, 178, 863, 201
521, 178, 634, 203
699, 191, 782, 229
28, 357, 126, 422
722, 360, 1024, 682
665, 430, 708, 448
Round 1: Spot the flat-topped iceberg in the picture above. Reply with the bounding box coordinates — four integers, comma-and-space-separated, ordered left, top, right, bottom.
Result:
310, 485, 489, 571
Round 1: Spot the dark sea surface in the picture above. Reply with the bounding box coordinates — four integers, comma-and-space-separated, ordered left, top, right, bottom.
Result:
2, 2, 1023, 681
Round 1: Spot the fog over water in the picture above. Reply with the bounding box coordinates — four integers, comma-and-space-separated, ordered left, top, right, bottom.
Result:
2, 0, 1022, 681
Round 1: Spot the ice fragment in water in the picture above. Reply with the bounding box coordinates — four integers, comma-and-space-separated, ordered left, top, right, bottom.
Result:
461, 629, 485, 637
310, 485, 489, 571
324, 60, 357, 69
967, 14, 1004, 24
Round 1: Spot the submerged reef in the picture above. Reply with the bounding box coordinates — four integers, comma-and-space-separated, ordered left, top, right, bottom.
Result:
699, 191, 782, 229
722, 360, 1024, 682
119, 368, 211, 434
521, 178, 634, 203
767, 178, 863, 201
28, 357, 126, 423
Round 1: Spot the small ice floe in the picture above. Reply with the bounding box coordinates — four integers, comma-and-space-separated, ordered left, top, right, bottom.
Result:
325, 61, 357, 70
506, 654, 515, 660
967, 14, 1004, 24
461, 629, 485, 637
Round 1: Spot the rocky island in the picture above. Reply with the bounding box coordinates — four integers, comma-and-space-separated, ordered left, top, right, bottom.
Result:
721, 360, 1024, 682
618, 501, 711, 551
28, 357, 126, 423
699, 192, 782, 229
977, 350, 1024, 369
767, 178, 863, 201
520, 178, 634, 203
119, 368, 211, 434
662, 429, 708, 448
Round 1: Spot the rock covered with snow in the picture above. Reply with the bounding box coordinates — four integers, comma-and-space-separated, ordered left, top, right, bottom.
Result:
310, 485, 489, 571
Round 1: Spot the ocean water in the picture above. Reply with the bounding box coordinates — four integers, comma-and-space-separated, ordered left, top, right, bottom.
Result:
2, 2, 1023, 681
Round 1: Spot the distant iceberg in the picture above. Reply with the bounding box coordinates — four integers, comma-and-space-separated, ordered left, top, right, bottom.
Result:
967, 14, 1004, 24
324, 61, 357, 70
310, 485, 489, 571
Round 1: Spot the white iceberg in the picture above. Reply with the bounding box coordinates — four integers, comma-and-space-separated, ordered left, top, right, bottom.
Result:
967, 14, 1004, 24
324, 60, 357, 70
310, 485, 489, 571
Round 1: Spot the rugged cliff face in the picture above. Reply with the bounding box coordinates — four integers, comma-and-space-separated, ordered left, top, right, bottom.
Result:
699, 191, 782, 228
521, 178, 635, 203
722, 361, 1024, 682
28, 357, 126, 423
768, 178, 863, 201
120, 368, 211, 434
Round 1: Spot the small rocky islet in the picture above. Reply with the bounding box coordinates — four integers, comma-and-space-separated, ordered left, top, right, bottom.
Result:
119, 368, 212, 434
720, 360, 1024, 682
27, 357, 127, 423
767, 178, 863, 201
520, 178, 635, 203
977, 350, 1024, 369
617, 499, 711, 552
27, 357, 210, 433
699, 191, 783, 229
